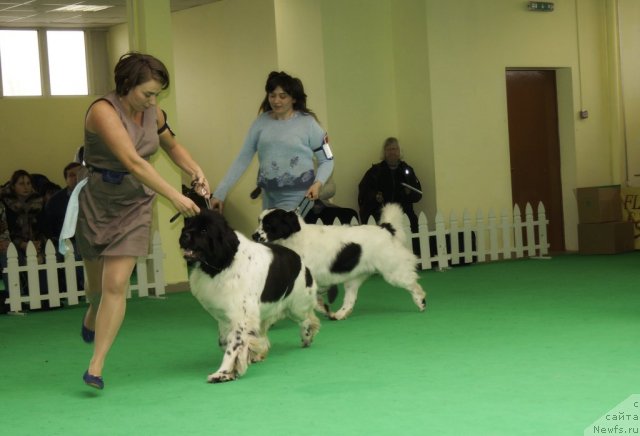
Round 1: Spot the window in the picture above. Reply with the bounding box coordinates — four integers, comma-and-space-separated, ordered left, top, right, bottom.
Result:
0, 30, 42, 96
47, 30, 88, 96
0, 29, 94, 97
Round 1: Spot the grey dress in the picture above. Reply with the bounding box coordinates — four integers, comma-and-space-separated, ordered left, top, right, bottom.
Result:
75, 91, 159, 260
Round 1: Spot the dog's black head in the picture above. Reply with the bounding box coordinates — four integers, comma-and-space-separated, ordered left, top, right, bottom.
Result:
252, 209, 301, 242
179, 209, 240, 277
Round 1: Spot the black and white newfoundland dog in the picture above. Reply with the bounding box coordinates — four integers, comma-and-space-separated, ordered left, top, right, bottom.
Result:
179, 209, 320, 383
253, 203, 427, 320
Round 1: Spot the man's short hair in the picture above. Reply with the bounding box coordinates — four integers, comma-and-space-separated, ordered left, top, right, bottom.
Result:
63, 162, 82, 178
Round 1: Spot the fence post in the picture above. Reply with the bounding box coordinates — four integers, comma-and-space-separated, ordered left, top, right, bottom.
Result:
488, 209, 499, 261
416, 212, 430, 270
449, 211, 460, 266
537, 202, 549, 256
501, 209, 512, 260
475, 209, 486, 262
135, 258, 149, 298
434, 211, 449, 270
25, 242, 42, 310
44, 240, 62, 308
463, 209, 474, 264
5, 243, 22, 313
513, 204, 524, 258
151, 231, 166, 297
63, 244, 81, 305
524, 203, 536, 256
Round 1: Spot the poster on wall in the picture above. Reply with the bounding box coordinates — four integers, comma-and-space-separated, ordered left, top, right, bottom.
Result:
622, 187, 640, 249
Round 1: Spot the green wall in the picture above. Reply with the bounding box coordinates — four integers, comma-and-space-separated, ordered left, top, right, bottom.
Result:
0, 97, 93, 185
169, 0, 621, 251
2, 0, 637, 279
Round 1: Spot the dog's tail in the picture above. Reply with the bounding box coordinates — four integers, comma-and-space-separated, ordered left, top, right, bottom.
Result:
379, 203, 410, 244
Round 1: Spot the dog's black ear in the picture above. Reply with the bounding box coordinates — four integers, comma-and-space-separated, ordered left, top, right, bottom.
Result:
182, 184, 209, 210
284, 211, 301, 233
202, 210, 240, 271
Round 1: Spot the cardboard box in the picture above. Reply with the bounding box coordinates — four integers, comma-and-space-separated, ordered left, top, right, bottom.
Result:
578, 221, 635, 254
621, 187, 640, 249
576, 185, 623, 224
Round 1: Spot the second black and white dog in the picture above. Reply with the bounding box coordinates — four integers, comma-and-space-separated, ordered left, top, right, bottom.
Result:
253, 203, 427, 320
179, 209, 320, 383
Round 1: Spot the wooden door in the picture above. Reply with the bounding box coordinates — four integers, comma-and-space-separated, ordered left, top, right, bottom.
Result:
506, 70, 565, 252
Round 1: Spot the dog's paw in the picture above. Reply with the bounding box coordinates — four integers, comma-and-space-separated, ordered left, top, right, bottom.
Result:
331, 308, 352, 321
421, 298, 427, 311
250, 353, 267, 363
417, 297, 426, 311
411, 287, 427, 311
414, 293, 427, 311
207, 371, 237, 383
301, 332, 316, 348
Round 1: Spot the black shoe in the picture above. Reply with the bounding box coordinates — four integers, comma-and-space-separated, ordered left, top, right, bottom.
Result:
83, 370, 104, 390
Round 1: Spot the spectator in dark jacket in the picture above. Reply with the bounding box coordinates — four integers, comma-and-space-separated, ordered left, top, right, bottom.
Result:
1, 170, 47, 262
358, 137, 422, 230
1, 170, 49, 299
45, 162, 82, 246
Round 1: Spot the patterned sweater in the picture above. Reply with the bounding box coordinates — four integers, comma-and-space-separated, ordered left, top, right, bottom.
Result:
213, 112, 334, 200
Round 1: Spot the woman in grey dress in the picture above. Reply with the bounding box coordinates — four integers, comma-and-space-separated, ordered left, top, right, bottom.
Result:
79, 52, 209, 390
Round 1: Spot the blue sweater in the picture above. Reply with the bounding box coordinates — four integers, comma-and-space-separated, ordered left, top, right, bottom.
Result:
213, 112, 334, 201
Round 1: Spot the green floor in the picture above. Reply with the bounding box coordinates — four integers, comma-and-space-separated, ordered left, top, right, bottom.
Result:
1, 252, 638, 436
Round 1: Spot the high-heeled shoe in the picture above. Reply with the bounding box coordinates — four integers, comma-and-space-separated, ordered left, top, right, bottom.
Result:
83, 370, 104, 390
81, 309, 95, 343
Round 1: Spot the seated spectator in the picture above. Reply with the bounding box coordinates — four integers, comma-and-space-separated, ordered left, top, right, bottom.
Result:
358, 137, 422, 253
1, 170, 47, 261
1, 170, 49, 299
45, 162, 82, 246
45, 162, 84, 292
358, 137, 422, 226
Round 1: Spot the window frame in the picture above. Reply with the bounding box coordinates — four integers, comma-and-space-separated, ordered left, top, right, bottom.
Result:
0, 27, 104, 98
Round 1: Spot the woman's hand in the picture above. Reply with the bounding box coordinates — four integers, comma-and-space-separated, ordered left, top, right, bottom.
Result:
191, 175, 210, 199
172, 194, 201, 219
305, 181, 322, 200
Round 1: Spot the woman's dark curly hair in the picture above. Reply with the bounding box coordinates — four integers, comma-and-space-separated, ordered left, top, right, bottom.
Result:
114, 52, 170, 96
258, 71, 317, 119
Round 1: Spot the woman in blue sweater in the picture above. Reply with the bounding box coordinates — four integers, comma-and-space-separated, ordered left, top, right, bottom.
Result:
211, 71, 334, 214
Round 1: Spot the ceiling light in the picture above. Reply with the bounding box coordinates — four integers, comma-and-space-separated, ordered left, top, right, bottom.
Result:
51, 5, 113, 13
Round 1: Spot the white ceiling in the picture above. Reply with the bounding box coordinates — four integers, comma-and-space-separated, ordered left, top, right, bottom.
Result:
0, 0, 218, 28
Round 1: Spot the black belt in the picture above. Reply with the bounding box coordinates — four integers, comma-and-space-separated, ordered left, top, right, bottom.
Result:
89, 165, 129, 185
89, 165, 128, 175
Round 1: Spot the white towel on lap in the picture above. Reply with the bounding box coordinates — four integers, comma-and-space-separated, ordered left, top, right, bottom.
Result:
58, 177, 88, 255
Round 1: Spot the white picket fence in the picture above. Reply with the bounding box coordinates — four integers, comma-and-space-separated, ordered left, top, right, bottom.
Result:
320, 202, 549, 270
1, 202, 547, 313
2, 231, 165, 314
